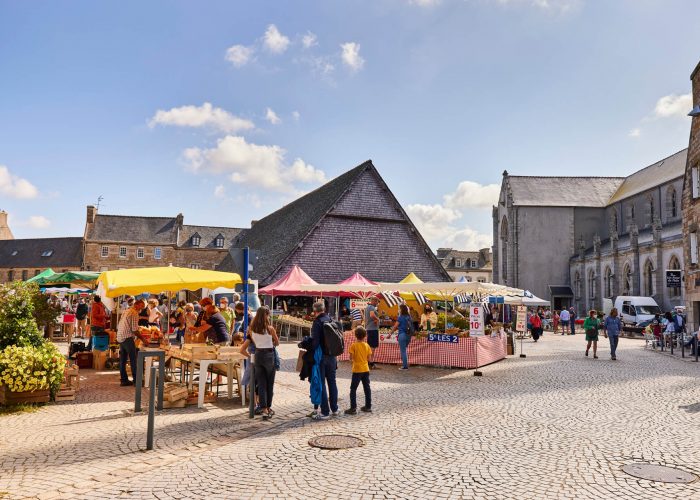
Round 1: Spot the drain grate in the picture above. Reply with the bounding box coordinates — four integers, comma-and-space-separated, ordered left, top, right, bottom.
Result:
308, 434, 364, 450
621, 463, 697, 483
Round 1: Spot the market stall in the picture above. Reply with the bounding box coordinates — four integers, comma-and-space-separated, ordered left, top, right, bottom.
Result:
303, 279, 524, 369
96, 266, 246, 406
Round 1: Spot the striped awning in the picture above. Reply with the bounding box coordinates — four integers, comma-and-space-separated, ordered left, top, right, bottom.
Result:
413, 292, 428, 306
454, 293, 471, 304
381, 291, 405, 307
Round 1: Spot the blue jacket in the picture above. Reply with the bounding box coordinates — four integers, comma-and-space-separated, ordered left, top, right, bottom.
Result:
605, 316, 622, 336
311, 312, 332, 354
309, 345, 323, 405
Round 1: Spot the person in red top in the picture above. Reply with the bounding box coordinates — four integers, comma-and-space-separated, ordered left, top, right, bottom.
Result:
87, 295, 109, 350
530, 312, 543, 342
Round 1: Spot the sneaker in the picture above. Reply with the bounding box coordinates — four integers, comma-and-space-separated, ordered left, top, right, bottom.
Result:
399, 366, 408, 370
593, 355, 598, 359
120, 380, 134, 386
344, 408, 357, 415
611, 356, 617, 361
360, 406, 372, 413
331, 411, 340, 417
585, 351, 589, 357
312, 413, 330, 421
306, 410, 318, 418
254, 406, 263, 415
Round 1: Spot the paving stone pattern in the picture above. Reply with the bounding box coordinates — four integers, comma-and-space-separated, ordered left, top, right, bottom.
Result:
1, 335, 699, 499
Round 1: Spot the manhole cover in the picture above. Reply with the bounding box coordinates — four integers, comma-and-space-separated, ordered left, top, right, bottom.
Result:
308, 434, 364, 450
621, 463, 697, 483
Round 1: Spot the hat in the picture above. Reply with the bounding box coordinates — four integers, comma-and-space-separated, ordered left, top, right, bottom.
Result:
199, 297, 214, 307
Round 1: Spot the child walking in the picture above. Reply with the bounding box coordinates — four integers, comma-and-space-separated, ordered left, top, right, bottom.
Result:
345, 326, 373, 415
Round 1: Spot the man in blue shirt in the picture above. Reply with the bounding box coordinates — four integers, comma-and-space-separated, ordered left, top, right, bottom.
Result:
310, 301, 338, 420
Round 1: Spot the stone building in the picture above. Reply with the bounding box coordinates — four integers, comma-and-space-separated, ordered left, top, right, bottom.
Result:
493, 149, 686, 314
436, 248, 492, 282
0, 237, 83, 283
683, 60, 700, 330
82, 205, 244, 272
220, 160, 450, 286
0, 211, 13, 240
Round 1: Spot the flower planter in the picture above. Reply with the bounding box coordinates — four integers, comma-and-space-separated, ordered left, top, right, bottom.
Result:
0, 385, 50, 405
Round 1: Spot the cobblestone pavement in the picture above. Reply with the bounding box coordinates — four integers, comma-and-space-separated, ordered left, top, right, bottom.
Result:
1, 334, 700, 499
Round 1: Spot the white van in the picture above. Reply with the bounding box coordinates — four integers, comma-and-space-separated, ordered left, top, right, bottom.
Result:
613, 296, 662, 329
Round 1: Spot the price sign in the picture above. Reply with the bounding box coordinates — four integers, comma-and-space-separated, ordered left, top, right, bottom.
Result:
379, 331, 398, 343
470, 305, 484, 336
516, 305, 527, 332
349, 299, 370, 310
428, 333, 459, 343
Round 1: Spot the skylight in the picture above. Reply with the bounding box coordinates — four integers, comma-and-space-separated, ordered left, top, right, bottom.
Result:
41, 250, 54, 257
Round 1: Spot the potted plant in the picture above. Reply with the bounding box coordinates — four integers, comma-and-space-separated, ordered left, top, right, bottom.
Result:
0, 282, 66, 405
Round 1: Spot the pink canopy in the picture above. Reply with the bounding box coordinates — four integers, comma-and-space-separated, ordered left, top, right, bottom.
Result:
259, 265, 319, 296
337, 272, 379, 298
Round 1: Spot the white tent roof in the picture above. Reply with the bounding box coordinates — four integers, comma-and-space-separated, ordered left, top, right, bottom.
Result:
300, 281, 526, 300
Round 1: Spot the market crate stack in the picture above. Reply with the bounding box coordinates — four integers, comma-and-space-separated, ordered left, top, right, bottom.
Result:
55, 364, 80, 402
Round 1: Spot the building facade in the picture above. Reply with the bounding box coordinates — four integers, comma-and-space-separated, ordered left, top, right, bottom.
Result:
436, 248, 492, 282
683, 60, 700, 330
493, 149, 686, 314
82, 206, 244, 272
0, 237, 83, 283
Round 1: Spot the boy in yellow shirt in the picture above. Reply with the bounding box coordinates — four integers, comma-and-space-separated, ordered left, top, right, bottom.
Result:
345, 326, 373, 414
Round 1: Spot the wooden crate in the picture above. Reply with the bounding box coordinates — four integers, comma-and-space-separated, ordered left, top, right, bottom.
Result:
163, 399, 186, 409
182, 344, 218, 361
185, 392, 216, 405
0, 385, 50, 405
217, 347, 244, 361
164, 386, 189, 402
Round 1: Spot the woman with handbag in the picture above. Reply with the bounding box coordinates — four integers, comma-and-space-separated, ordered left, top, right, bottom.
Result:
583, 309, 600, 358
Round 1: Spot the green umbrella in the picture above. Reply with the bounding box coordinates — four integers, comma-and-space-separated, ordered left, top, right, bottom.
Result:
42, 271, 101, 288
26, 268, 56, 283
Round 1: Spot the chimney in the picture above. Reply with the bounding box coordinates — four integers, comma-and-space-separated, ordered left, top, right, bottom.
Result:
176, 213, 184, 228
0, 210, 14, 240
86, 205, 97, 224
251, 220, 258, 227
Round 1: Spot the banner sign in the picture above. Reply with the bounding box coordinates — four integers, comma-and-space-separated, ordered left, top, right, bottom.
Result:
349, 299, 370, 310
516, 305, 527, 332
666, 270, 681, 288
379, 331, 398, 343
428, 333, 459, 343
488, 296, 505, 304
470, 305, 484, 336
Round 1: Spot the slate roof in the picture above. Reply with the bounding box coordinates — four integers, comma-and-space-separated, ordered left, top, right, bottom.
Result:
224, 162, 371, 280
179, 225, 244, 249
507, 176, 625, 207
607, 149, 687, 204
0, 237, 83, 268
86, 215, 178, 244
223, 160, 450, 285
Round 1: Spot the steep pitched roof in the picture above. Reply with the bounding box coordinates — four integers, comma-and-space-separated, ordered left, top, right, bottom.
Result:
0, 237, 83, 268
180, 225, 244, 249
607, 149, 687, 204
227, 162, 370, 281
507, 176, 625, 207
86, 214, 178, 244
225, 160, 450, 284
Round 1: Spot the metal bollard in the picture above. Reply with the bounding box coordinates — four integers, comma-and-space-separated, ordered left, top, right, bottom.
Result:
147, 365, 156, 450
248, 358, 255, 418
696, 338, 699, 363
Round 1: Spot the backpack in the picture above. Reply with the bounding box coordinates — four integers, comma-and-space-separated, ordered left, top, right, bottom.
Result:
322, 320, 345, 356
404, 315, 416, 336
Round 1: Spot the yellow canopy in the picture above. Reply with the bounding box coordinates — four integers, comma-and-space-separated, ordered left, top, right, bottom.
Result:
396, 273, 441, 301
97, 266, 242, 298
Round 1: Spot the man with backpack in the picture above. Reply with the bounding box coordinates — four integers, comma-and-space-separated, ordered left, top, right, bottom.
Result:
310, 300, 340, 420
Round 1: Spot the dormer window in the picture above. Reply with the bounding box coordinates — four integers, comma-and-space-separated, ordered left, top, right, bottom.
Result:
215, 236, 224, 248
41, 250, 53, 257
455, 259, 461, 268
192, 234, 201, 247
11, 250, 17, 256
471, 259, 477, 268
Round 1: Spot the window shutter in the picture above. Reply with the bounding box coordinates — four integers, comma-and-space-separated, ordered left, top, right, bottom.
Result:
691, 232, 698, 264
693, 167, 699, 198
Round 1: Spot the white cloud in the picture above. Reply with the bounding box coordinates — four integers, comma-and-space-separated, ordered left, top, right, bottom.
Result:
292, 111, 300, 121
214, 185, 226, 199
628, 128, 641, 138
265, 107, 281, 125
263, 24, 290, 54
492, 0, 581, 11
443, 181, 500, 210
654, 93, 692, 118
27, 215, 50, 229
340, 42, 365, 72
182, 135, 326, 193
149, 102, 255, 134
302, 31, 318, 49
0, 165, 39, 199
406, 203, 491, 250
225, 44, 254, 67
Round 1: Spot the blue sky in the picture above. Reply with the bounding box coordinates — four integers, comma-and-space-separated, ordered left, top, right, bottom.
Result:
1, 0, 698, 250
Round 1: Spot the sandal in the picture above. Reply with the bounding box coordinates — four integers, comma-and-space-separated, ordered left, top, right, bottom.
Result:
268, 409, 275, 416
262, 412, 270, 421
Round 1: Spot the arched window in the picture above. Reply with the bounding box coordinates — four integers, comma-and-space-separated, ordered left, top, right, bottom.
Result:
611, 211, 618, 233
604, 266, 613, 298
668, 255, 681, 298
643, 259, 654, 296
667, 186, 678, 219
622, 263, 632, 295
500, 216, 508, 283
588, 269, 596, 299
